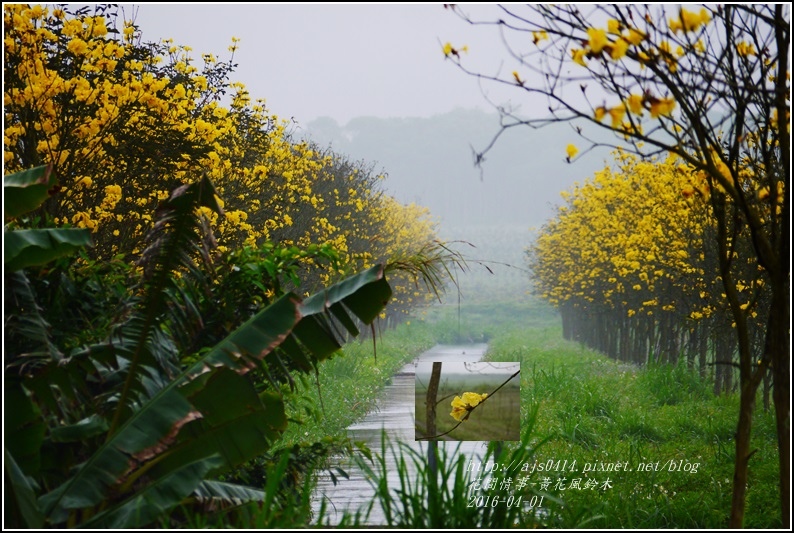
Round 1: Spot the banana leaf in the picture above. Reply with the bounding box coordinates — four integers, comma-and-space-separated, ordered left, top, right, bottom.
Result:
5, 228, 92, 273
38, 264, 392, 526
3, 164, 56, 220
78, 456, 223, 529
4, 448, 44, 529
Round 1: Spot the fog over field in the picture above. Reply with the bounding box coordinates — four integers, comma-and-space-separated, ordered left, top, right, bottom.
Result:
304, 109, 605, 231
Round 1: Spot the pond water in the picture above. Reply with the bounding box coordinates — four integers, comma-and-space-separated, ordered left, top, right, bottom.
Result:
312, 344, 492, 526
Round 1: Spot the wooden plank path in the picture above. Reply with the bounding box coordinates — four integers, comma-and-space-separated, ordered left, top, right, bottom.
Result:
312, 344, 490, 525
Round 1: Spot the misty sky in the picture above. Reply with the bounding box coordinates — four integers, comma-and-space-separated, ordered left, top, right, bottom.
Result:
133, 4, 535, 126
130, 3, 609, 248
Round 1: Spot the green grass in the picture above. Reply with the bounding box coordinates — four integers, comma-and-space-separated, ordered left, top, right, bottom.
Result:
326, 406, 554, 529
429, 297, 561, 344
276, 317, 449, 448
468, 300, 782, 529
266, 297, 780, 528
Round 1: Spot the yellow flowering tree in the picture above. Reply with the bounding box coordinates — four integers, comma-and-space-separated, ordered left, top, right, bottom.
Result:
4, 4, 235, 257
531, 151, 766, 390
445, 4, 789, 527
4, 5, 460, 527
4, 4, 444, 321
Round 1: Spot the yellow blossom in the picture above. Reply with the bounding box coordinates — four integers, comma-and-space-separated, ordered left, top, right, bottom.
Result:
28, 5, 46, 18
624, 28, 645, 46
594, 106, 607, 122
650, 97, 676, 118
450, 392, 488, 422
609, 105, 626, 128
571, 48, 587, 67
587, 27, 608, 54
736, 41, 756, 57
626, 94, 644, 115
566, 144, 579, 159
67, 38, 89, 56
609, 38, 628, 60
90, 17, 107, 38
670, 8, 708, 33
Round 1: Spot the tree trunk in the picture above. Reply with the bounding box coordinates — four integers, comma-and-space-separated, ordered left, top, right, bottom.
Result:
621, 319, 631, 362
724, 343, 734, 393
426, 363, 442, 476
767, 289, 790, 528
698, 325, 707, 380
714, 330, 724, 396
426, 362, 442, 438
729, 381, 757, 527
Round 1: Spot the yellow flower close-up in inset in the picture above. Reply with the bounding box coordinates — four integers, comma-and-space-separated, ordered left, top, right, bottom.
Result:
450, 392, 488, 422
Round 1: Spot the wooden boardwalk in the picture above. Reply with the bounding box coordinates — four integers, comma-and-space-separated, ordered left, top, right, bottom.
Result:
313, 344, 489, 525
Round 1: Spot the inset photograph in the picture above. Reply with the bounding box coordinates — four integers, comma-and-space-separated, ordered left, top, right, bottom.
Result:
415, 362, 520, 441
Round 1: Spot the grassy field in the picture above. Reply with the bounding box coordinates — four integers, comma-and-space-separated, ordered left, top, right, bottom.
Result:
270, 293, 780, 528
276, 317, 445, 448
465, 299, 782, 529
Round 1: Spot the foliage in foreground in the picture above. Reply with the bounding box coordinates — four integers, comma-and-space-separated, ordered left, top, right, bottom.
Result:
327, 407, 562, 529
4, 167, 398, 528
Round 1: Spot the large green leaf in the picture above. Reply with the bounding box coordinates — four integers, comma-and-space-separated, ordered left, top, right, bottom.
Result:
49, 415, 109, 443
160, 265, 392, 475
3, 165, 56, 220
37, 294, 298, 524
4, 380, 46, 476
4, 448, 44, 529
295, 264, 391, 362
191, 480, 266, 510
301, 263, 392, 326
4, 270, 60, 361
38, 386, 200, 524
38, 263, 392, 526
4, 228, 93, 272
77, 456, 222, 529
151, 370, 287, 478
188, 292, 302, 375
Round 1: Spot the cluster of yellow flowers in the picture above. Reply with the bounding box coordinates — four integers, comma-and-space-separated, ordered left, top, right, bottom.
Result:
450, 392, 488, 422
567, 8, 711, 71
593, 93, 676, 132
442, 42, 468, 58
4, 5, 440, 318
532, 148, 774, 365
668, 8, 711, 34
568, 21, 646, 67
532, 150, 762, 325
558, 8, 717, 135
